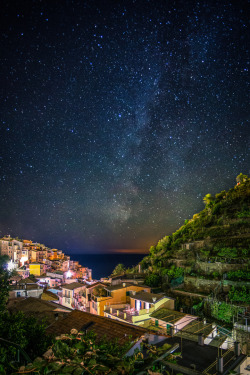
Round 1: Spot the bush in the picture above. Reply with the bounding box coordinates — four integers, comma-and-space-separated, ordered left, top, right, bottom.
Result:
227, 270, 250, 281
228, 286, 250, 303
209, 300, 243, 323
144, 273, 161, 287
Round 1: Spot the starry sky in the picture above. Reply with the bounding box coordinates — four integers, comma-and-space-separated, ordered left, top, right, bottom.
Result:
0, 0, 249, 254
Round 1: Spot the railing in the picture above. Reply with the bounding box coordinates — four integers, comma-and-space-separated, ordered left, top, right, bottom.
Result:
202, 345, 235, 375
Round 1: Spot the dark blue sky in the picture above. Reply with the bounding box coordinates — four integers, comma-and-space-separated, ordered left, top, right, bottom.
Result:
0, 0, 249, 253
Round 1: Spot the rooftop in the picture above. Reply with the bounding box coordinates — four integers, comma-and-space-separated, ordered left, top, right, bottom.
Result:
104, 282, 134, 291
18, 278, 38, 284
41, 290, 59, 301
62, 282, 85, 290
7, 297, 71, 324
46, 310, 148, 346
162, 336, 245, 374
130, 291, 166, 303
86, 282, 106, 289
150, 308, 194, 324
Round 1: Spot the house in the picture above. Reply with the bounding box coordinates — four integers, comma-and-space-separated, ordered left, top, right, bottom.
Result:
46, 270, 64, 281
104, 291, 175, 327
46, 310, 167, 356
0, 237, 23, 261
29, 262, 46, 276
36, 275, 62, 288
58, 282, 86, 309
82, 282, 106, 312
16, 265, 30, 278
150, 307, 197, 333
90, 282, 151, 316
9, 278, 43, 299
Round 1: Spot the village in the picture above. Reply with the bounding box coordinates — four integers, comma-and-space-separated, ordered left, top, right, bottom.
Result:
0, 235, 249, 374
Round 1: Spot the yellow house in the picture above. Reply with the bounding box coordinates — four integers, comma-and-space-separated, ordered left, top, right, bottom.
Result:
90, 282, 151, 316
29, 262, 43, 276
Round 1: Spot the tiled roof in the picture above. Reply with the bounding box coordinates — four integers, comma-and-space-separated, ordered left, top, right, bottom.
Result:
46, 310, 148, 346
18, 278, 37, 284
104, 282, 134, 291
130, 291, 166, 303
42, 290, 59, 301
86, 282, 106, 289
62, 282, 85, 290
7, 297, 71, 324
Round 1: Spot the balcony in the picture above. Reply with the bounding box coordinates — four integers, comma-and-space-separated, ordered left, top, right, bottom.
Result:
104, 305, 139, 323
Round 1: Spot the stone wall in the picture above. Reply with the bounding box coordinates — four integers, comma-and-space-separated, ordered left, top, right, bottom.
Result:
184, 276, 222, 294
195, 261, 248, 274
183, 276, 249, 294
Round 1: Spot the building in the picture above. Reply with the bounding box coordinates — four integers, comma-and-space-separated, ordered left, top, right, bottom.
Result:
9, 278, 43, 299
104, 291, 175, 327
59, 282, 86, 309
29, 262, 46, 276
90, 282, 151, 316
0, 236, 23, 261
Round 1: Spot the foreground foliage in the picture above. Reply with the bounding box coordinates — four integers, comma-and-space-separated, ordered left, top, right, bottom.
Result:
0, 256, 52, 374
0, 255, 10, 313
18, 330, 176, 375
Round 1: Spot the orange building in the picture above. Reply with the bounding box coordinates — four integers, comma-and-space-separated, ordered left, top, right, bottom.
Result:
90, 282, 151, 316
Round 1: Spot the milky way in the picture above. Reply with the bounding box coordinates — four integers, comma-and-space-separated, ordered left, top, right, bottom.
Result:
0, 0, 249, 253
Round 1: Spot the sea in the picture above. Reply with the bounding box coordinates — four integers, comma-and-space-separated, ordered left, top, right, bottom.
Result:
69, 253, 146, 280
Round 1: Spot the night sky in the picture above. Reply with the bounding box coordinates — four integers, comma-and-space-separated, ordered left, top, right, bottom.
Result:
0, 0, 249, 254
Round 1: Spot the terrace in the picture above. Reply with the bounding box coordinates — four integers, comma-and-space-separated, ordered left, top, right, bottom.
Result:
104, 304, 140, 323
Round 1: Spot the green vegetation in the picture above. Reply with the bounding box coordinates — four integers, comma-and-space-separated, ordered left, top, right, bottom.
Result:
111, 263, 126, 276
92, 286, 107, 297
161, 265, 184, 280
0, 256, 52, 374
0, 255, 10, 313
140, 176, 250, 267
208, 300, 244, 323
0, 312, 51, 374
144, 273, 161, 287
227, 270, 250, 281
228, 286, 250, 303
19, 329, 177, 374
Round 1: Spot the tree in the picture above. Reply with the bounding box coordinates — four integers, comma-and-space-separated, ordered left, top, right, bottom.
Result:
236, 173, 248, 184
203, 193, 214, 206
144, 273, 161, 287
92, 286, 107, 297
111, 263, 126, 275
0, 256, 51, 374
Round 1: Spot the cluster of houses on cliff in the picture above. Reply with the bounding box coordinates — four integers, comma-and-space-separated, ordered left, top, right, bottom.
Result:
1, 235, 249, 374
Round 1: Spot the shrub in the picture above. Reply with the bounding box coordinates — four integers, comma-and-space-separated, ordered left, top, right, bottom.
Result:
144, 273, 161, 287
228, 286, 250, 303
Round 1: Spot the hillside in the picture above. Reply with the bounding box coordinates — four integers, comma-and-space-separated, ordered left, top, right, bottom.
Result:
140, 175, 250, 272
135, 175, 250, 322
